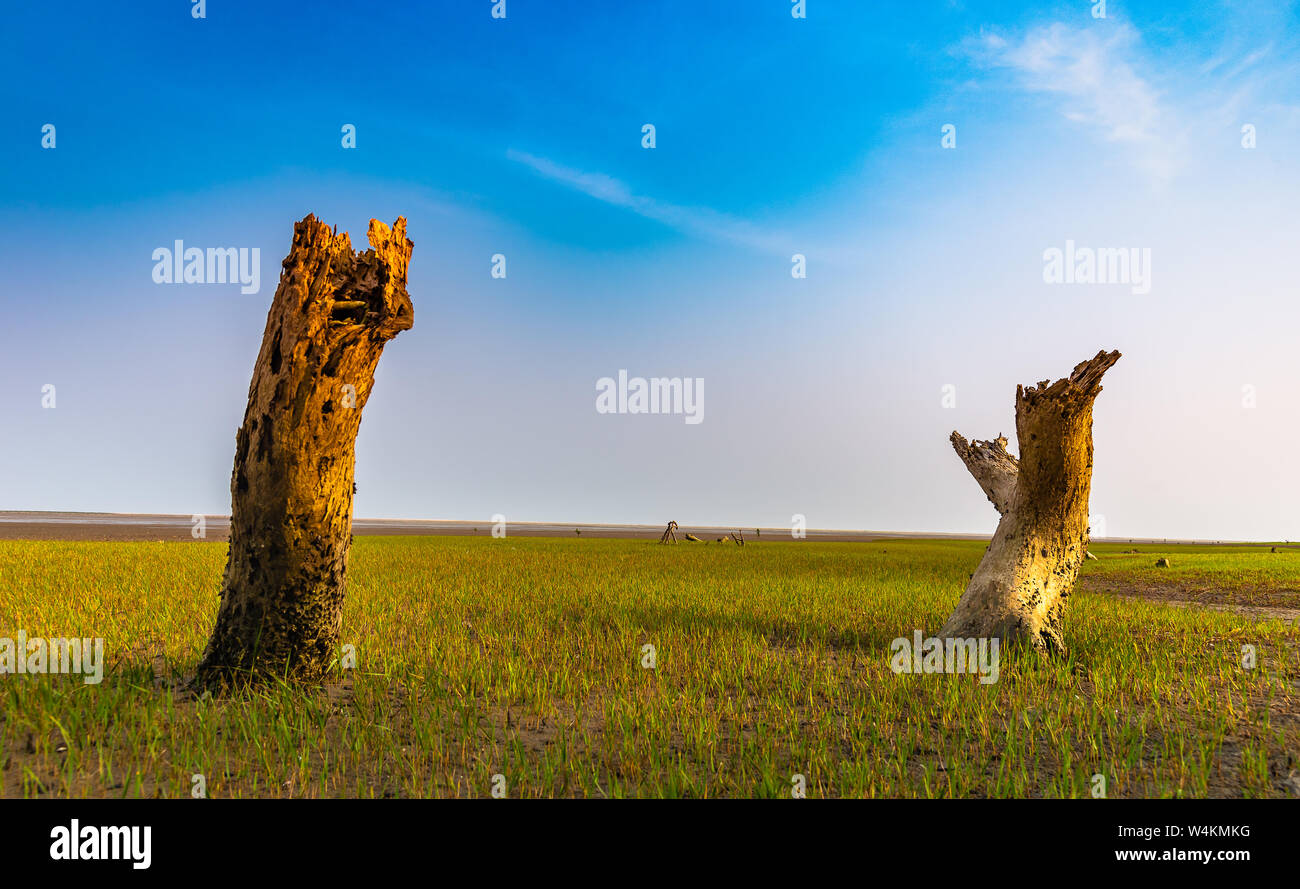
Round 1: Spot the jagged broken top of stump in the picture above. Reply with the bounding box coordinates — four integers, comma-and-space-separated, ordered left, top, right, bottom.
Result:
287, 213, 414, 340
949, 350, 1120, 516
1017, 349, 1121, 406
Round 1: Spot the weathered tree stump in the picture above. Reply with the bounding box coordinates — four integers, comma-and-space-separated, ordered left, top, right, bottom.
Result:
195, 214, 414, 686
941, 350, 1120, 653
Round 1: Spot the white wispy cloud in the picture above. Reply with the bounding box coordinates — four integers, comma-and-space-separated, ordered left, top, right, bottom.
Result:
970, 22, 1183, 180
506, 149, 790, 254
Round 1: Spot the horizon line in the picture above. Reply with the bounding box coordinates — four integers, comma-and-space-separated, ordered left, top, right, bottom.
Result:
0, 510, 1279, 546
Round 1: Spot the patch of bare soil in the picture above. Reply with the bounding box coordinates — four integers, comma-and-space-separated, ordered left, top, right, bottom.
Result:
1080, 575, 1300, 622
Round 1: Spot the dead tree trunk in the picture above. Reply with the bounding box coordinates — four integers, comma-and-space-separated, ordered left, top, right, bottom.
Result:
196, 214, 414, 686
941, 350, 1120, 653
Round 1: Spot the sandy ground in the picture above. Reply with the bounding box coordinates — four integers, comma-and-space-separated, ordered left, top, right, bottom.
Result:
1080, 574, 1300, 623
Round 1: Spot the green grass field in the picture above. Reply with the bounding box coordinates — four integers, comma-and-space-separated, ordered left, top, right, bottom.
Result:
1, 537, 1296, 798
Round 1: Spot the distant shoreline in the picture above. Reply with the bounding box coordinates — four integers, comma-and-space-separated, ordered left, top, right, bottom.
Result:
0, 511, 1273, 545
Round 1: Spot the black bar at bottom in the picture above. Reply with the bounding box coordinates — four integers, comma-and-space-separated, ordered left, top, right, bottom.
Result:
3, 799, 1286, 875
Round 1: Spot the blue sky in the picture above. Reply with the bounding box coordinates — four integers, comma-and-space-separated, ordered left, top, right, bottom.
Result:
2, 1, 1299, 539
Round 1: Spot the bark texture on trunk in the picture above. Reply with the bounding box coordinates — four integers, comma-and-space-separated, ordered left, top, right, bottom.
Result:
196, 214, 414, 686
940, 350, 1120, 653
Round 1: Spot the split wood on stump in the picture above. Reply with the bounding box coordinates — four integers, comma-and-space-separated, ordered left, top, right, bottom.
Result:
195, 214, 414, 687
941, 350, 1120, 654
